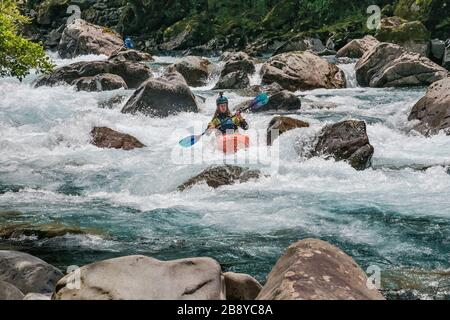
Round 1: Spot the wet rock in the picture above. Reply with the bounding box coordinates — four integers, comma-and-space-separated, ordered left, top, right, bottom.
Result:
261, 51, 346, 91
256, 239, 385, 300
444, 40, 450, 70
224, 272, 262, 300
53, 255, 225, 300
98, 95, 126, 109
91, 127, 145, 150
178, 165, 261, 191
0, 210, 22, 218
121, 69, 198, 117
72, 73, 128, 92
267, 116, 310, 146
0, 281, 25, 300
0, 251, 63, 294
23, 293, 51, 300
36, 0, 68, 26
355, 42, 447, 87
108, 49, 154, 63
336, 36, 380, 59
274, 36, 326, 55
312, 120, 374, 170
35, 60, 152, 90
430, 39, 446, 64
220, 51, 256, 76
171, 56, 215, 87
408, 77, 450, 136
58, 19, 123, 58
213, 71, 250, 90
260, 91, 301, 113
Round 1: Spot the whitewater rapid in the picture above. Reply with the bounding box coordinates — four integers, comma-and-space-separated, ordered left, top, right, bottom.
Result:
1, 53, 449, 299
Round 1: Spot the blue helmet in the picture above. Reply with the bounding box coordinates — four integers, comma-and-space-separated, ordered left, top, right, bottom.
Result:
216, 92, 228, 105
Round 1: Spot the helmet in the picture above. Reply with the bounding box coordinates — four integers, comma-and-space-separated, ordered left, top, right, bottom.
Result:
216, 92, 228, 105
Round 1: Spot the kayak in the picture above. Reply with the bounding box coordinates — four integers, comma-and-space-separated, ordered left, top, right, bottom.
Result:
216, 134, 250, 153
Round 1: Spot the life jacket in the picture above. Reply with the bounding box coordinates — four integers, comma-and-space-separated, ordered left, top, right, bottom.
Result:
209, 113, 248, 134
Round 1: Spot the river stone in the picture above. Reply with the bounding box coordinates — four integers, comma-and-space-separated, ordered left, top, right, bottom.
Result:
72, 73, 128, 92
224, 272, 262, 300
444, 40, 450, 70
261, 51, 346, 91
430, 39, 446, 64
336, 36, 380, 59
259, 90, 302, 113
58, 19, 123, 58
0, 251, 63, 294
53, 255, 225, 300
178, 165, 261, 191
171, 56, 215, 87
274, 35, 326, 55
267, 116, 309, 146
0, 281, 25, 300
213, 71, 250, 90
220, 51, 256, 76
408, 77, 450, 136
256, 239, 385, 300
355, 42, 447, 87
23, 293, 51, 300
312, 120, 374, 170
121, 69, 198, 117
108, 49, 154, 63
91, 127, 145, 150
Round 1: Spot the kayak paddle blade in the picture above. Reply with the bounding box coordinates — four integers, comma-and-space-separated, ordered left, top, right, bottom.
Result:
179, 135, 202, 148
249, 93, 269, 110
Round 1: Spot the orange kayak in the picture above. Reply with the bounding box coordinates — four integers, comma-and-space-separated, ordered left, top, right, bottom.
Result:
217, 134, 250, 153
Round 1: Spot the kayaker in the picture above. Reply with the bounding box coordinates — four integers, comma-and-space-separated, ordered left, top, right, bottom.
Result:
124, 36, 134, 49
208, 93, 249, 135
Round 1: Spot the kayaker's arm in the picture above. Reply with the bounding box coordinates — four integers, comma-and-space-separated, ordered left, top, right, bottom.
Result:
233, 111, 249, 131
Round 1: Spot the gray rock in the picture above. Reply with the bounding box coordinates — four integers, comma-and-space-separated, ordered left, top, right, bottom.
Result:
267, 116, 309, 146
53, 255, 225, 300
72, 73, 127, 92
258, 90, 302, 113
224, 272, 262, 300
171, 56, 215, 87
108, 49, 154, 63
121, 69, 198, 117
23, 293, 51, 300
430, 39, 446, 63
256, 239, 385, 300
220, 51, 256, 76
213, 71, 250, 90
0, 251, 63, 294
444, 40, 450, 70
0, 281, 25, 300
275, 36, 326, 55
91, 127, 145, 150
336, 36, 380, 59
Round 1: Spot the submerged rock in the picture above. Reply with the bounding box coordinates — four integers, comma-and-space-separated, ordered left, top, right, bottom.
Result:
408, 77, 450, 135
261, 51, 346, 91
256, 239, 385, 300
0, 251, 63, 294
91, 127, 145, 150
171, 56, 215, 87
267, 116, 309, 146
178, 165, 261, 191
72, 73, 128, 92
312, 120, 374, 170
108, 49, 154, 63
213, 70, 250, 90
336, 36, 380, 59
355, 42, 447, 87
224, 272, 262, 300
53, 255, 225, 300
0, 281, 25, 300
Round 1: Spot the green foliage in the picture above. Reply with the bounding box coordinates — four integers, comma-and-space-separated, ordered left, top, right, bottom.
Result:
0, 0, 54, 80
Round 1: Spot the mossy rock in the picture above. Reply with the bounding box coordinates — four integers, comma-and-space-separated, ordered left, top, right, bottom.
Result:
37, 0, 69, 25
376, 17, 430, 43
394, 0, 433, 22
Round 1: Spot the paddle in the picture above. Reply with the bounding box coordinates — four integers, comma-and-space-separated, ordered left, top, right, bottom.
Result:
179, 93, 269, 148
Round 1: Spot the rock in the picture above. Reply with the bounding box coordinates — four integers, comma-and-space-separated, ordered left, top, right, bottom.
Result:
0, 281, 25, 300
36, 0, 68, 26
312, 120, 374, 170
72, 73, 128, 92
220, 52, 255, 76
430, 39, 446, 64
261, 51, 346, 91
336, 36, 380, 59
224, 272, 262, 300
121, 69, 198, 117
98, 95, 126, 109
91, 127, 145, 150
58, 19, 123, 58
23, 293, 51, 300
213, 71, 250, 90
178, 165, 261, 191
108, 49, 154, 63
171, 56, 214, 87
267, 116, 309, 146
0, 210, 22, 218
256, 239, 385, 300
35, 60, 152, 90
274, 36, 326, 55
375, 17, 430, 56
0, 251, 63, 294
355, 42, 447, 87
261, 90, 302, 113
408, 77, 450, 136
53, 255, 225, 300
444, 40, 450, 70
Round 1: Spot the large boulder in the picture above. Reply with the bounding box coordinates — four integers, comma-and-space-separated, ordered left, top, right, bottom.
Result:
256, 239, 385, 300
355, 42, 447, 87
121, 69, 198, 117
408, 77, 450, 135
224, 272, 262, 300
171, 56, 215, 87
220, 51, 256, 76
91, 127, 145, 150
35, 60, 152, 90
261, 51, 346, 91
0, 251, 63, 294
444, 40, 450, 70
312, 120, 374, 170
274, 35, 326, 55
336, 36, 380, 59
178, 165, 261, 191
0, 281, 25, 300
213, 71, 250, 90
72, 73, 128, 92
260, 90, 301, 113
108, 49, 154, 63
430, 39, 446, 64
58, 19, 123, 58
53, 255, 225, 300
267, 116, 309, 146
23, 293, 51, 300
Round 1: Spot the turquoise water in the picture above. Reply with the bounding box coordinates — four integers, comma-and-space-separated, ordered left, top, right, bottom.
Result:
1, 54, 450, 299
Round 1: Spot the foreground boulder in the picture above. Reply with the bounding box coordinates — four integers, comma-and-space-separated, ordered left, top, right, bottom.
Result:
58, 19, 123, 58
256, 239, 385, 300
91, 127, 145, 150
408, 77, 450, 135
53, 256, 225, 300
355, 42, 447, 87
0, 251, 63, 294
0, 281, 24, 300
35, 60, 152, 90
121, 69, 198, 117
224, 272, 262, 300
312, 120, 374, 170
108, 49, 154, 63
171, 56, 215, 87
261, 51, 346, 91
72, 73, 128, 92
267, 116, 309, 146
178, 165, 261, 191
336, 36, 380, 59
23, 293, 51, 300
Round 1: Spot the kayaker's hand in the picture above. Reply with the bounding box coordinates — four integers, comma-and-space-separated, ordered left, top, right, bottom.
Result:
235, 110, 242, 119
